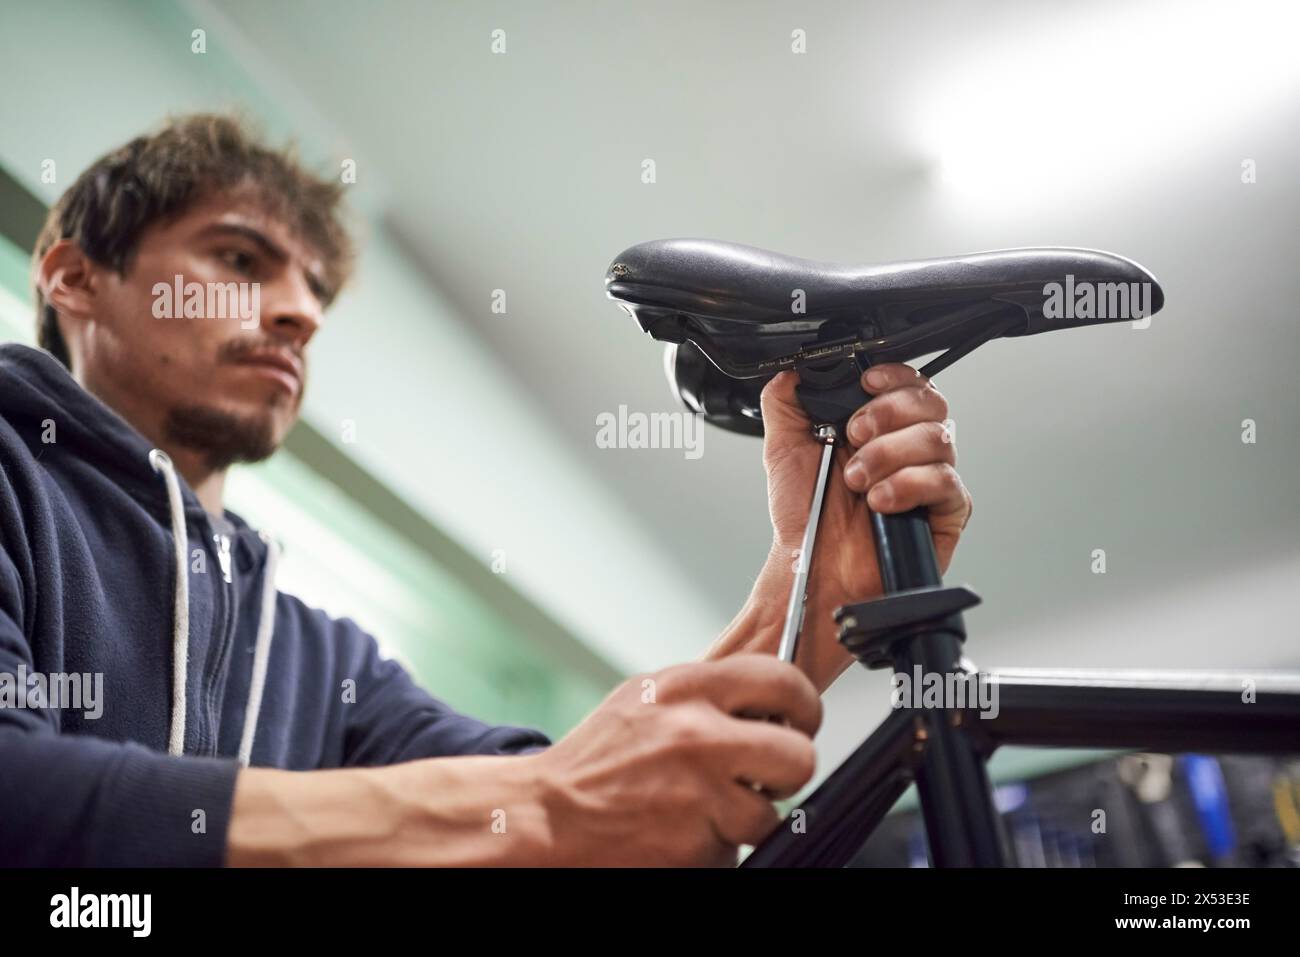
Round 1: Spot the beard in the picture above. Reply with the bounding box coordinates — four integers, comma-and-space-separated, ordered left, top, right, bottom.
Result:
163, 403, 279, 471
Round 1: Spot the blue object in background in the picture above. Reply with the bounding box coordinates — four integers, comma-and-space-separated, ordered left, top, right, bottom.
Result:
1182, 754, 1237, 863
907, 827, 930, 868
994, 781, 1030, 814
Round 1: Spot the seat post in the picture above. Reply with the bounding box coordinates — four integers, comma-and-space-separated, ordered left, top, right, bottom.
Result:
865, 491, 1009, 865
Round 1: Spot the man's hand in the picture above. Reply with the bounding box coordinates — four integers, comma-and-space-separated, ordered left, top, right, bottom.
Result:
707, 364, 973, 692
533, 655, 820, 866
764, 363, 971, 587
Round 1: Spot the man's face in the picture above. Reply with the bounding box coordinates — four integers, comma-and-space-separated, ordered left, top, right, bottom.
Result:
85, 187, 328, 467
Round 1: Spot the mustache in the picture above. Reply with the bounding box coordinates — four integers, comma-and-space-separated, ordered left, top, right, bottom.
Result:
219, 338, 304, 365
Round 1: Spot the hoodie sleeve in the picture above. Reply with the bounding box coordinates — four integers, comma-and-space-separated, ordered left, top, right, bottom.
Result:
0, 548, 240, 867
334, 616, 552, 767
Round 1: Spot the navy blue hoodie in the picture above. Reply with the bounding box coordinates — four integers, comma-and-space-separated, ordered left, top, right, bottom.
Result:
0, 343, 551, 866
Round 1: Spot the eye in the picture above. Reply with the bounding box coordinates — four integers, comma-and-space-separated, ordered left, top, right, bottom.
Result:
219, 248, 257, 275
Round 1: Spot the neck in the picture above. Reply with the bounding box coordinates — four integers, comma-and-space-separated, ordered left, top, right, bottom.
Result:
162, 447, 228, 517
74, 367, 228, 518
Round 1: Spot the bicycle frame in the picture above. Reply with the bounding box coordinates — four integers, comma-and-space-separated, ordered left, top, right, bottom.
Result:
742, 670, 1300, 867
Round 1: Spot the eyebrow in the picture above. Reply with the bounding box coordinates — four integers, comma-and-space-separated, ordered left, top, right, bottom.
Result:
195, 222, 332, 304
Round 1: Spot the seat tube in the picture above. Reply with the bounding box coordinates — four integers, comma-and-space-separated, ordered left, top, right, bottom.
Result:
872, 508, 1008, 867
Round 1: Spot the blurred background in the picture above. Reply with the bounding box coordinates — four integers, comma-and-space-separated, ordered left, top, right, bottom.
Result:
2, 0, 1297, 862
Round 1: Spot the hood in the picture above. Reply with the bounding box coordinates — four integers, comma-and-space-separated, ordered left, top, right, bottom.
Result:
0, 342, 211, 524
0, 341, 280, 765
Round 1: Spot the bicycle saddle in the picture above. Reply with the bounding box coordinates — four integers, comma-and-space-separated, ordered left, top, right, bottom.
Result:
606, 239, 1164, 435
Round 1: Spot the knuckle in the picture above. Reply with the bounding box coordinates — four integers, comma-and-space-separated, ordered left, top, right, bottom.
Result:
652, 661, 702, 702
847, 409, 871, 444
926, 385, 950, 420
930, 463, 965, 502
858, 441, 885, 478
887, 468, 914, 497
790, 738, 817, 783
863, 401, 890, 434
927, 421, 958, 459
847, 408, 870, 443
938, 461, 963, 490
662, 703, 715, 750
612, 673, 652, 709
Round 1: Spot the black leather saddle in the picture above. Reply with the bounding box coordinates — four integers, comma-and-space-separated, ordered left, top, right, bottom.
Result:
606, 239, 1164, 435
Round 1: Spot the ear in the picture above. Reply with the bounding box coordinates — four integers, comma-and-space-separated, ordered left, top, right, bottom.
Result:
37, 239, 102, 329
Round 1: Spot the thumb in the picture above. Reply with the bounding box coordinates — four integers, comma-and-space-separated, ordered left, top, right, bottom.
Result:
759, 371, 811, 436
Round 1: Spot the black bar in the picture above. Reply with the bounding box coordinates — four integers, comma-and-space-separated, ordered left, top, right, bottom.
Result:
870, 508, 941, 593
895, 634, 1009, 866
742, 707, 920, 867
869, 507, 1008, 867
977, 672, 1300, 753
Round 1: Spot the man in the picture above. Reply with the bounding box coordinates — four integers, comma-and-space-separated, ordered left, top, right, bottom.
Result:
0, 114, 972, 866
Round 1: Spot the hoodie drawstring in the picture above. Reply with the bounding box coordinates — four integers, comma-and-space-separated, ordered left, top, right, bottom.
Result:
238, 531, 280, 767
149, 448, 279, 766
149, 449, 190, 757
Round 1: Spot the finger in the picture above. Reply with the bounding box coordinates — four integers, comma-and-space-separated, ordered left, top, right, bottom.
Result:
864, 462, 971, 521
758, 370, 810, 434
713, 715, 818, 800
670, 655, 823, 737
843, 420, 956, 493
861, 363, 931, 396
846, 378, 949, 448
712, 782, 783, 848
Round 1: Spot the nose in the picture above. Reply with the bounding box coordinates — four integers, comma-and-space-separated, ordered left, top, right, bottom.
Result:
259, 267, 323, 347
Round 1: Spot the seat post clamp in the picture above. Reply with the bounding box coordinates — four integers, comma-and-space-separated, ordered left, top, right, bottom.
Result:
794, 353, 868, 434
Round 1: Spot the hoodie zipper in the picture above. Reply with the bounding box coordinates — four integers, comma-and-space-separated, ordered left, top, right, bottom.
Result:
215, 533, 233, 584
202, 529, 239, 755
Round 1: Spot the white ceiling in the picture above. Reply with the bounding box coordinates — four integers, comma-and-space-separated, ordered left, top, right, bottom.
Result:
25, 0, 1300, 772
